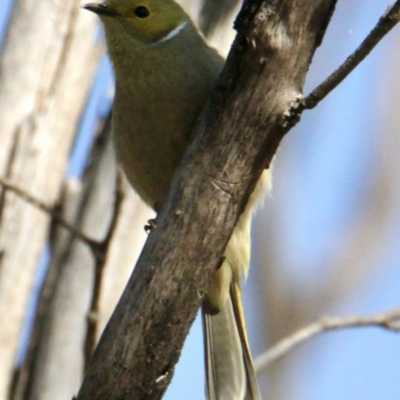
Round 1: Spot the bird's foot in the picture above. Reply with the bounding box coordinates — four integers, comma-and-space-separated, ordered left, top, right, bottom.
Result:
144, 218, 157, 234
144, 202, 162, 233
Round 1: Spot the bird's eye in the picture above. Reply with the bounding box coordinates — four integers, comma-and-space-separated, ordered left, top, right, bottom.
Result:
134, 6, 150, 18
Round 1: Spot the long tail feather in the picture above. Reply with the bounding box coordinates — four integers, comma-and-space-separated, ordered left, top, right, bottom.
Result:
230, 282, 261, 400
202, 284, 261, 400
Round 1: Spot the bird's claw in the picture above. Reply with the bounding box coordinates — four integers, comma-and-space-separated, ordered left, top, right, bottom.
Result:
144, 203, 162, 233
144, 218, 157, 234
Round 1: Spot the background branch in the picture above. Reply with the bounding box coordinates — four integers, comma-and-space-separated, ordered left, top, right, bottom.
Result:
0, 176, 97, 250
0, 1, 100, 396
254, 307, 400, 373
305, 0, 400, 108
83, 170, 124, 371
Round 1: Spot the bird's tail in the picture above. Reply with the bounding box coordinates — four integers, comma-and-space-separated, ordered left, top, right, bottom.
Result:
202, 281, 261, 400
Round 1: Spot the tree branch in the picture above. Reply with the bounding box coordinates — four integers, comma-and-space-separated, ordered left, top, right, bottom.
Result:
0, 173, 124, 267
74, 1, 338, 399
0, 176, 97, 250
254, 307, 400, 373
305, 0, 400, 109
84, 171, 125, 370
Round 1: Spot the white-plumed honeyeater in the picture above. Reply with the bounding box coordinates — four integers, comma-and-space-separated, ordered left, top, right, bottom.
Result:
82, 1, 270, 398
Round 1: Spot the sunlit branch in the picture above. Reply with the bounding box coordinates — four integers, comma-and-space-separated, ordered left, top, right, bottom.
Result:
254, 307, 400, 374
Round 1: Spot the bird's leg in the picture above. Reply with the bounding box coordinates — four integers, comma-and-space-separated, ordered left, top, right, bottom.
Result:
144, 218, 156, 234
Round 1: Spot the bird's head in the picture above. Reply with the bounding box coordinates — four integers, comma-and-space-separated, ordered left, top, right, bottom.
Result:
82, 0, 189, 45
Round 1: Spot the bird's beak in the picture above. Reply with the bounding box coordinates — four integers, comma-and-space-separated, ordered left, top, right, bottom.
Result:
81, 3, 120, 17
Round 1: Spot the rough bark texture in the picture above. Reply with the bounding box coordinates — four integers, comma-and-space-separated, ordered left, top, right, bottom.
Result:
75, 1, 337, 399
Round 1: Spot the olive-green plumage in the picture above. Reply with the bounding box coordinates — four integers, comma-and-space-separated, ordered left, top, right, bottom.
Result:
83, 1, 269, 399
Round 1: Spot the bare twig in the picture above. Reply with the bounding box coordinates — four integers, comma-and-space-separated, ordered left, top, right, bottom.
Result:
0, 171, 125, 266
0, 176, 98, 250
0, 170, 126, 372
84, 171, 125, 370
305, 1, 400, 109
254, 307, 400, 374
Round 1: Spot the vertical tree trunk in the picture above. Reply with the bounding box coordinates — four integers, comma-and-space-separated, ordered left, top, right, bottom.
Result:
0, 0, 99, 397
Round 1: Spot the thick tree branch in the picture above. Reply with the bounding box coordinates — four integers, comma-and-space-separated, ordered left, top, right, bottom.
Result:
254, 307, 400, 373
305, 0, 400, 108
75, 1, 337, 399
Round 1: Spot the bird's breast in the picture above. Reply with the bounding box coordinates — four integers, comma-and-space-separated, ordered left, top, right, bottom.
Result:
112, 84, 194, 207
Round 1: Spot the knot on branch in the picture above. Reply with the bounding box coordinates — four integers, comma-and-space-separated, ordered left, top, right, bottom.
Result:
280, 93, 305, 129
235, 0, 276, 33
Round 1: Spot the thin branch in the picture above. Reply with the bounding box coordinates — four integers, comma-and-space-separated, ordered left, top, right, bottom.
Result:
0, 176, 98, 253
254, 307, 400, 374
0, 175, 123, 265
305, 1, 400, 109
84, 171, 125, 370
0, 170, 125, 372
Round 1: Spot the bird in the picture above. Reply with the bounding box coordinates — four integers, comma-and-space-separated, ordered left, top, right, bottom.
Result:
82, 1, 270, 398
